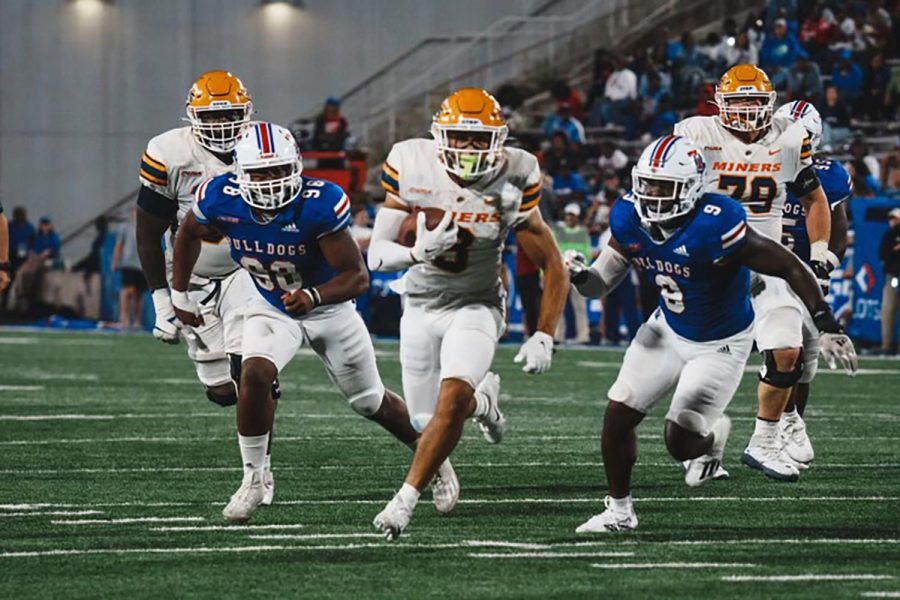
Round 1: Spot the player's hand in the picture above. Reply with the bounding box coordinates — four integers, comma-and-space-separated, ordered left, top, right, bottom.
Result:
810, 244, 840, 296
282, 289, 315, 315
563, 249, 589, 284
813, 303, 857, 375
514, 331, 554, 374
150, 289, 182, 344
0, 270, 10, 293
411, 211, 458, 263
171, 289, 204, 328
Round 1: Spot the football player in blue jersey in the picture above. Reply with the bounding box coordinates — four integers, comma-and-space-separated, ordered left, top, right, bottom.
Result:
568, 136, 857, 532
170, 122, 457, 523
773, 100, 852, 469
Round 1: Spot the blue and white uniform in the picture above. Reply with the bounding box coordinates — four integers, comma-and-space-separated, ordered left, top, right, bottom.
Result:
606, 193, 755, 434
194, 173, 385, 414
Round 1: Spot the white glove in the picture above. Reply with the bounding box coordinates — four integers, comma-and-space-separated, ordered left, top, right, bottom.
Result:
151, 288, 180, 344
411, 211, 458, 263
171, 289, 202, 323
514, 331, 554, 374
563, 249, 589, 280
819, 332, 858, 376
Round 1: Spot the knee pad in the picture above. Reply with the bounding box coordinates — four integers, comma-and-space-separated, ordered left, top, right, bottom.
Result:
347, 388, 383, 417
205, 384, 237, 407
758, 350, 803, 388
229, 354, 242, 383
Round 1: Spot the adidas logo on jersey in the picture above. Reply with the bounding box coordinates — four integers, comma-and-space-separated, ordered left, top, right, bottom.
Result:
717, 345, 731, 355
281, 223, 299, 232
674, 245, 690, 257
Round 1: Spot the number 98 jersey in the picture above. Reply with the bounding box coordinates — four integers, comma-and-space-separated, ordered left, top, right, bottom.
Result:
193, 173, 351, 314
610, 193, 754, 342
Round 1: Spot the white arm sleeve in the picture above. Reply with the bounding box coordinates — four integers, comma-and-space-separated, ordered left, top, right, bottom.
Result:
367, 207, 417, 272
573, 243, 631, 298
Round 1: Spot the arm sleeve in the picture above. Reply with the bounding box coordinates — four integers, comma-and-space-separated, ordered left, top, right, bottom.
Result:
137, 185, 178, 220
366, 207, 416, 272
573, 242, 632, 298
786, 164, 821, 197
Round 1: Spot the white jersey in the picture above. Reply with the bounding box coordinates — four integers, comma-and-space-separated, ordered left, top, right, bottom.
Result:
381, 138, 543, 311
674, 115, 812, 242
139, 127, 237, 278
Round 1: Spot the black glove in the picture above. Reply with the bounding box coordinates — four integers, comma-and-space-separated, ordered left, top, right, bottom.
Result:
810, 260, 832, 296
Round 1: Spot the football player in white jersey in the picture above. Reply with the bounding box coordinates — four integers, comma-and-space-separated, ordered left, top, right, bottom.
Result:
674, 64, 848, 481
135, 71, 277, 500
367, 88, 568, 540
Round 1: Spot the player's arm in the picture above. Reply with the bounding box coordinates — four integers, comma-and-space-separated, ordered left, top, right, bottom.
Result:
136, 186, 182, 343
366, 195, 416, 271
829, 202, 848, 262
513, 209, 569, 374
566, 236, 631, 298
283, 228, 369, 315
733, 226, 857, 373
170, 210, 220, 327
791, 146, 833, 288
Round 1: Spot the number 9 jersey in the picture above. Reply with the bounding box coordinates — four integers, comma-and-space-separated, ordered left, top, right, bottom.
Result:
193, 173, 351, 314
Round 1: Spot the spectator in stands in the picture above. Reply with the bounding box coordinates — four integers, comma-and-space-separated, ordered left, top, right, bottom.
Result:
551, 158, 588, 213
495, 83, 529, 132
591, 170, 627, 208
647, 94, 678, 137
848, 137, 882, 191
72, 216, 109, 275
33, 216, 61, 269
831, 49, 864, 102
860, 51, 890, 120
698, 32, 725, 75
799, 4, 835, 59
596, 140, 629, 178
552, 203, 591, 344
883, 145, 900, 197
694, 83, 719, 117
601, 54, 638, 124
543, 132, 579, 175
550, 80, 585, 122
350, 207, 372, 254
820, 84, 851, 128
312, 97, 349, 151
596, 211, 640, 345
541, 101, 585, 145
760, 18, 808, 71
722, 30, 759, 67
7, 206, 34, 278
879, 208, 900, 354
766, 0, 798, 29
790, 56, 823, 104
767, 63, 796, 95
112, 208, 145, 330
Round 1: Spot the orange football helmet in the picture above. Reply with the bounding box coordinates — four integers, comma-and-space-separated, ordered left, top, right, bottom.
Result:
186, 70, 253, 153
714, 64, 775, 132
431, 87, 508, 180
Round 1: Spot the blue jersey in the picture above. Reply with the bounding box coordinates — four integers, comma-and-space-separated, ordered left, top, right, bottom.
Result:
193, 174, 351, 314
782, 158, 852, 263
610, 193, 753, 342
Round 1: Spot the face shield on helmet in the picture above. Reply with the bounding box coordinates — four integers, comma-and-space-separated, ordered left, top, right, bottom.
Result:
187, 106, 252, 154
233, 122, 304, 214
631, 135, 706, 226
431, 123, 507, 180
715, 92, 776, 132
774, 100, 823, 152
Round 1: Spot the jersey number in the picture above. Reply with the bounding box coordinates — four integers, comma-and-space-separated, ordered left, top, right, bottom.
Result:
240, 257, 303, 293
717, 175, 777, 214
655, 274, 685, 314
433, 229, 475, 274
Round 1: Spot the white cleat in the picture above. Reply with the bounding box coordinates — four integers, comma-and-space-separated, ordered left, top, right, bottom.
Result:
222, 470, 266, 523
431, 460, 459, 514
473, 372, 505, 444
373, 493, 414, 541
683, 415, 732, 487
575, 496, 639, 533
261, 465, 275, 506
741, 434, 800, 482
780, 413, 814, 467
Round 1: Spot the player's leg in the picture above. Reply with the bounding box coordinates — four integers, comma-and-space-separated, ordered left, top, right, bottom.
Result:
375, 304, 500, 540
576, 311, 682, 533
223, 304, 302, 522
183, 285, 237, 407
781, 311, 819, 467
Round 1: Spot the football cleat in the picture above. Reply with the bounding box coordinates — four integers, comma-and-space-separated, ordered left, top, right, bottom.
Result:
373, 493, 415, 541
261, 465, 275, 506
431, 460, 460, 514
473, 372, 505, 444
575, 496, 639, 533
780, 413, 814, 467
222, 470, 266, 523
741, 434, 800, 482
683, 415, 732, 487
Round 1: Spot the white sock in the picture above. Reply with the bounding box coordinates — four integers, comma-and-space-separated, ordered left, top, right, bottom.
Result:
781, 408, 798, 422
753, 418, 780, 438
239, 433, 269, 477
610, 495, 633, 512
473, 389, 489, 417
397, 482, 421, 508
265, 452, 272, 470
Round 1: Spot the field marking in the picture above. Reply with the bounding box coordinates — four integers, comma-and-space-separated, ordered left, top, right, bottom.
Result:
247, 533, 392, 540
592, 562, 754, 569
0, 413, 354, 422
861, 593, 900, 598
0, 336, 112, 346
0, 510, 103, 518
574, 360, 900, 376
51, 517, 205, 525
0, 385, 44, 392
468, 552, 635, 558
150, 524, 306, 532
567, 538, 900, 547
723, 574, 895, 582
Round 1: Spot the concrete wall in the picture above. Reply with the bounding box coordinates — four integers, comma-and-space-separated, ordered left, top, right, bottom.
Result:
0, 0, 539, 246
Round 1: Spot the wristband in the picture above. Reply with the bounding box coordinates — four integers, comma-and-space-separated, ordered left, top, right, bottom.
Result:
812, 301, 841, 334
301, 287, 322, 308
570, 269, 589, 285
810, 240, 829, 264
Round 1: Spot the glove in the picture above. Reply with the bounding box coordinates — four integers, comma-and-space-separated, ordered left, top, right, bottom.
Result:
812, 302, 858, 375
810, 241, 841, 296
411, 211, 458, 264
151, 288, 181, 344
514, 331, 554, 374
563, 249, 590, 285
171, 289, 204, 327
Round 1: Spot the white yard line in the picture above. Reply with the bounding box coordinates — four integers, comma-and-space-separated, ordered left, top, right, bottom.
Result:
0, 413, 354, 421
0, 510, 103, 518
0, 385, 44, 392
150, 524, 306, 532
860, 593, 900, 598
592, 562, 754, 569
468, 552, 635, 558
567, 538, 900, 547
51, 517, 205, 525
246, 533, 388, 540
723, 574, 895, 582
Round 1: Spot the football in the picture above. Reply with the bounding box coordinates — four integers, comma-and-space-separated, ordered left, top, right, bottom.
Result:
396, 207, 448, 247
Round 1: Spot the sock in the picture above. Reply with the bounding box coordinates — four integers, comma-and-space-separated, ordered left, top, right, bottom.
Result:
397, 482, 421, 508
238, 433, 269, 477
782, 407, 798, 422
753, 417, 780, 438
264, 452, 272, 471
473, 389, 489, 418
609, 495, 633, 512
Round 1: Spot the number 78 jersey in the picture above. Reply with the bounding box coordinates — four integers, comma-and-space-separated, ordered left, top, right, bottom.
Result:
674, 115, 812, 243
193, 173, 351, 314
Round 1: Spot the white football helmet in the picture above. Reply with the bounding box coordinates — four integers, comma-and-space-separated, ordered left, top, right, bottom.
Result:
775, 100, 823, 152
631, 135, 707, 224
233, 121, 303, 211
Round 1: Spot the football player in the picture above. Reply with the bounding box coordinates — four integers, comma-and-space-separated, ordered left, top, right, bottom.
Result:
774, 100, 851, 468
367, 88, 568, 540
172, 122, 453, 523
570, 135, 856, 532
674, 65, 843, 481
136, 71, 283, 502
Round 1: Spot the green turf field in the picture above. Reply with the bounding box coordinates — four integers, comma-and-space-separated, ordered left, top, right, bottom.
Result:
1, 329, 898, 599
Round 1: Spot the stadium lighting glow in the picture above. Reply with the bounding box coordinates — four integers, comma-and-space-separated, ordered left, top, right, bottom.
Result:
259, 0, 304, 28
260, 0, 305, 7
67, 0, 112, 21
